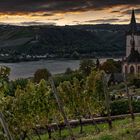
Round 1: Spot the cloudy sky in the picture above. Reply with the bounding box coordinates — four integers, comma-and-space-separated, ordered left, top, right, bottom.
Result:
0, 0, 140, 26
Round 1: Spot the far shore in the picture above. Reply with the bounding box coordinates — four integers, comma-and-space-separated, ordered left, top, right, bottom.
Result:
0, 56, 123, 63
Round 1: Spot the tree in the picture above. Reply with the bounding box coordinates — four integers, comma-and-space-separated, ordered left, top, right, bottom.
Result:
65, 68, 73, 75
0, 66, 10, 82
87, 70, 113, 129
58, 78, 86, 134
34, 68, 50, 83
86, 70, 104, 101
6, 78, 28, 96
86, 70, 111, 131
96, 58, 100, 69
100, 59, 121, 74
1, 80, 52, 139
79, 59, 95, 76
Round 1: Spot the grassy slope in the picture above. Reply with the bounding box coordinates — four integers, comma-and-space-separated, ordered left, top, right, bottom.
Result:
32, 117, 140, 140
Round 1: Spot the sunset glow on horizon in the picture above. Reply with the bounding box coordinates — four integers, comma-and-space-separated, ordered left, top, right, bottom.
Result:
0, 1, 140, 26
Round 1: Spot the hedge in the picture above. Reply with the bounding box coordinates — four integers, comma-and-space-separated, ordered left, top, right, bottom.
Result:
110, 99, 140, 116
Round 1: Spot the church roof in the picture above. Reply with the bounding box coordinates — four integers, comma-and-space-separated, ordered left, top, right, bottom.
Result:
126, 47, 140, 62
130, 9, 137, 33
127, 9, 140, 35
108, 73, 124, 84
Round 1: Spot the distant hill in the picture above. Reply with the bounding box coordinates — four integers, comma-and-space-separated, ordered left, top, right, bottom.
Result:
0, 24, 134, 58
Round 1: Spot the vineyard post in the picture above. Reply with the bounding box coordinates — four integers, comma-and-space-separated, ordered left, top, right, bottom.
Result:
123, 74, 135, 121
102, 73, 112, 130
49, 76, 75, 140
0, 112, 13, 140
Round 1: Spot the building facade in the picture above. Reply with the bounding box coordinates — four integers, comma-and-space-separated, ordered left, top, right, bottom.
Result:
122, 9, 140, 75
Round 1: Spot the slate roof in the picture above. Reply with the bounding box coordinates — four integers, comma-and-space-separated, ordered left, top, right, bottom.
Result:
108, 73, 124, 83
126, 47, 140, 62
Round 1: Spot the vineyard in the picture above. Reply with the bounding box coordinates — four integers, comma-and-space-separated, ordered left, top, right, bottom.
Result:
0, 59, 139, 140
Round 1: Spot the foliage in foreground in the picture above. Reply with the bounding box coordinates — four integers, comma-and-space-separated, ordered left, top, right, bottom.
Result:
0, 67, 106, 139
0, 59, 139, 139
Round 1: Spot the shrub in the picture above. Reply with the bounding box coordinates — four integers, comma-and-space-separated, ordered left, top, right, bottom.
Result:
79, 59, 95, 76
7, 78, 28, 96
131, 79, 140, 88
110, 99, 140, 116
65, 67, 73, 75
34, 68, 50, 83
54, 71, 84, 86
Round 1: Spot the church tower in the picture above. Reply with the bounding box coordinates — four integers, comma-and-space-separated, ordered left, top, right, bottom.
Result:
122, 9, 140, 75
126, 9, 140, 57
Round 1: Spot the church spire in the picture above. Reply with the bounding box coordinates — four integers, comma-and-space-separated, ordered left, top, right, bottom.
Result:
129, 9, 137, 33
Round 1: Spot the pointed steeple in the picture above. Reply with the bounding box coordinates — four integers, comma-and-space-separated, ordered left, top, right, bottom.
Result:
129, 9, 137, 33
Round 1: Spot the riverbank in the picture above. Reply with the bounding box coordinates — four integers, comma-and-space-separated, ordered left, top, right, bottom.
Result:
0, 58, 121, 80
0, 59, 80, 80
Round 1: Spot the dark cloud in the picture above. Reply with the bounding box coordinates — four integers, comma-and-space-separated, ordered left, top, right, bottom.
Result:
42, 13, 55, 17
84, 18, 131, 24
119, 19, 130, 23
20, 21, 56, 26
44, 17, 63, 21
29, 13, 54, 17
85, 18, 119, 23
122, 8, 140, 15
0, 0, 140, 15
111, 10, 120, 13
117, 15, 124, 18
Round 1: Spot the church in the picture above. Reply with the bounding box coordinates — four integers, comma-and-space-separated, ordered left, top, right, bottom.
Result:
122, 9, 140, 74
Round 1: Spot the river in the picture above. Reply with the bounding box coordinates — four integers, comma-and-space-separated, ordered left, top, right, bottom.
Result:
0, 58, 121, 80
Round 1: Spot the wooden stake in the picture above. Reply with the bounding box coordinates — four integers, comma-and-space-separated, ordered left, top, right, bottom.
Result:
49, 76, 75, 140
0, 112, 13, 140
102, 73, 112, 129
123, 74, 135, 121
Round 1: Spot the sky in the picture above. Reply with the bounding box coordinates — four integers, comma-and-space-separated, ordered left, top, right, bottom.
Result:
0, 0, 140, 26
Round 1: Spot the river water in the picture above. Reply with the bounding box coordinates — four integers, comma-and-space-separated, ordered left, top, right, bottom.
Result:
0, 58, 120, 80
